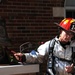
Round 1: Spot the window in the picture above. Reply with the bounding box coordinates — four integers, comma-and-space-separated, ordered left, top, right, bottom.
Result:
64, 0, 75, 18
66, 10, 75, 18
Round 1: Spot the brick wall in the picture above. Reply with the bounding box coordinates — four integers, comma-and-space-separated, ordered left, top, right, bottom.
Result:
0, 0, 64, 50
0, 0, 65, 74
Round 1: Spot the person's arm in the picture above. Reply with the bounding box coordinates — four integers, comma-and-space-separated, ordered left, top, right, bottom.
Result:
14, 41, 50, 63
24, 41, 50, 63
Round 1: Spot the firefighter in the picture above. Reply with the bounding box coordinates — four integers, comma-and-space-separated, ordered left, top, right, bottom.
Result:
14, 18, 75, 75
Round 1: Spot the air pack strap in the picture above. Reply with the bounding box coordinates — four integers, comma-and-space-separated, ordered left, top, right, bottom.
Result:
54, 56, 72, 62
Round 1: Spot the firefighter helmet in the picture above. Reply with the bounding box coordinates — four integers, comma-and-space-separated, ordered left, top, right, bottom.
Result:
55, 18, 75, 33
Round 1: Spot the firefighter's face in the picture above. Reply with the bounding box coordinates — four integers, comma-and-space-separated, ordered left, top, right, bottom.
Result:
59, 30, 74, 43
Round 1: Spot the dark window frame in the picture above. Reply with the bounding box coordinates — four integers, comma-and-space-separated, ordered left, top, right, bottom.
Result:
64, 0, 75, 18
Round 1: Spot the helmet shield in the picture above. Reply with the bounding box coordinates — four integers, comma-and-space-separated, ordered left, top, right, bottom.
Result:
70, 22, 75, 33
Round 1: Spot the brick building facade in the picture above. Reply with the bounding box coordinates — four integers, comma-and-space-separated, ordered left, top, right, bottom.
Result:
0, 0, 65, 75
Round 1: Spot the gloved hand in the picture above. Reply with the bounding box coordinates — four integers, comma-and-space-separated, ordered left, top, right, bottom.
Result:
14, 52, 25, 62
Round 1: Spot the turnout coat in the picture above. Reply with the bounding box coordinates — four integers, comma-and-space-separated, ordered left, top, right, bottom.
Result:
24, 36, 75, 75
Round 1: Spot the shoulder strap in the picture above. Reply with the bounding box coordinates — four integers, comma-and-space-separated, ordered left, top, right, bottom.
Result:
49, 38, 56, 55
72, 47, 75, 65
46, 38, 56, 75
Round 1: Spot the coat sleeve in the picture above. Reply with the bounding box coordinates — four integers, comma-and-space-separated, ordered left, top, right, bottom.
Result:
24, 41, 50, 63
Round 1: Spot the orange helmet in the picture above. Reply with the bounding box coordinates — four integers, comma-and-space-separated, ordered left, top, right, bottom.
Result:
55, 18, 75, 33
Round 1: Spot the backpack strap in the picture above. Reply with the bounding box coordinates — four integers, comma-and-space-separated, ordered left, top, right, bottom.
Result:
71, 47, 75, 65
46, 38, 56, 75
71, 47, 75, 75
49, 38, 56, 55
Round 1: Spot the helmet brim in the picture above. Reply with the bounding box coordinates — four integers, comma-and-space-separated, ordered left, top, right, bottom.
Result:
54, 22, 75, 34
